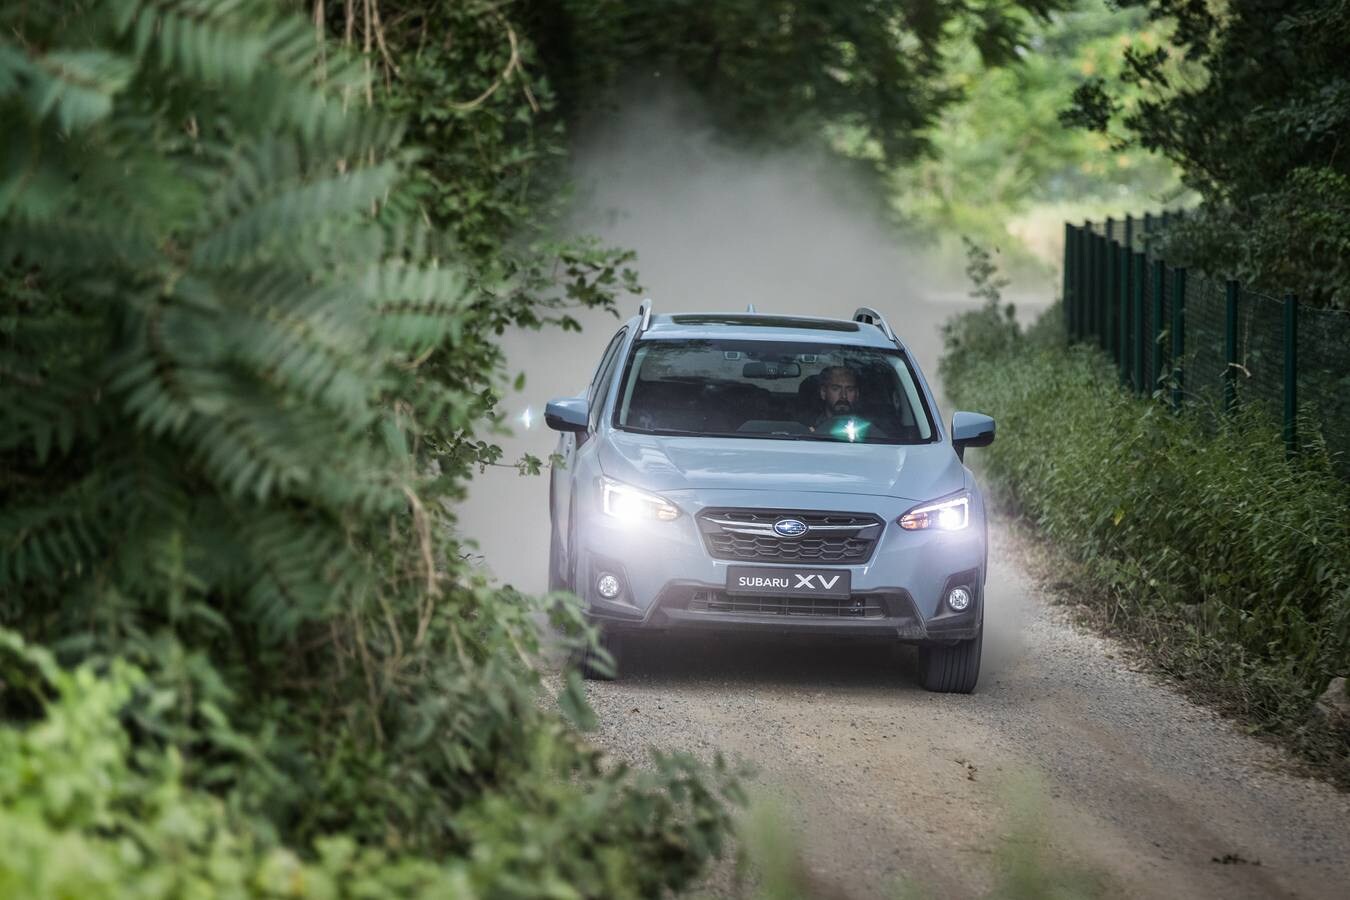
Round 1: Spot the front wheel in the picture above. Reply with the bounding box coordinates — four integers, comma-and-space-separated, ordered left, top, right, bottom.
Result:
548, 528, 568, 592
918, 632, 982, 693
577, 630, 623, 681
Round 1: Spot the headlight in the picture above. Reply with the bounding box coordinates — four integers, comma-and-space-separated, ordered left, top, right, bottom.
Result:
898, 494, 970, 531
601, 478, 680, 522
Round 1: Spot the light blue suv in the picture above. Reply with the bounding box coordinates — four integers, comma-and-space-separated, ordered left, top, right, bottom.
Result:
546, 302, 996, 692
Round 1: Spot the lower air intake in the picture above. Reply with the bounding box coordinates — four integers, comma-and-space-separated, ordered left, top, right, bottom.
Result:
686, 590, 884, 618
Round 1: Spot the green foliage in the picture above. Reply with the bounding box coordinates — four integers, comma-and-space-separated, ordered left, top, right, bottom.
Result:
0, 629, 464, 899
938, 239, 1022, 391
887, 1, 1180, 265
0, 2, 743, 895
1063, 0, 1350, 307
527, 0, 1069, 165
1157, 168, 1350, 309
306, 0, 642, 475
943, 308, 1350, 780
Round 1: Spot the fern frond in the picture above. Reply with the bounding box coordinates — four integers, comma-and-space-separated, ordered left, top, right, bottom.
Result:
0, 476, 111, 587
0, 37, 134, 132
27, 49, 137, 131
113, 0, 308, 84
0, 215, 160, 271
194, 270, 381, 422
368, 263, 473, 352
239, 510, 368, 644
192, 158, 400, 269
0, 367, 104, 461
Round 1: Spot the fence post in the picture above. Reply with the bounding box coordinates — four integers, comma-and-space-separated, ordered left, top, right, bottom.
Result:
1118, 243, 1130, 386
1095, 232, 1106, 348
1133, 251, 1146, 394
1122, 216, 1134, 384
1076, 226, 1085, 341
1284, 293, 1298, 456
1224, 280, 1240, 415
1077, 222, 1088, 340
1171, 267, 1186, 412
1063, 224, 1074, 338
1082, 227, 1092, 342
1124, 246, 1135, 387
1104, 221, 1116, 355
1151, 259, 1165, 394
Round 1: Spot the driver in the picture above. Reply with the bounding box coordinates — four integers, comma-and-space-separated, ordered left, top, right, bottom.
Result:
814, 365, 859, 428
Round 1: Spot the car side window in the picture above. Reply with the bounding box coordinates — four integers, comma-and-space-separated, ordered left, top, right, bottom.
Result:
587, 328, 628, 430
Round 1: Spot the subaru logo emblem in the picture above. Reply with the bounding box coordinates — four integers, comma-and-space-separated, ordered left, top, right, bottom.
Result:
773, 518, 808, 537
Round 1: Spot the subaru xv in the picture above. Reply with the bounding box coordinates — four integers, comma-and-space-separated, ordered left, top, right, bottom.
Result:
546, 302, 996, 692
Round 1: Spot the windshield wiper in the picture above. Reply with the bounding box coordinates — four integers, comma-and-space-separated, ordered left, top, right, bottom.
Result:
621, 425, 705, 437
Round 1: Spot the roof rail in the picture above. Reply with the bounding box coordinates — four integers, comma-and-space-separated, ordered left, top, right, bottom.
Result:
852, 307, 895, 342
638, 297, 653, 333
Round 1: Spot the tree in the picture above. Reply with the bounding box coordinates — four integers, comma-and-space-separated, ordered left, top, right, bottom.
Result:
1063, 0, 1350, 307
527, 0, 1069, 164
886, 1, 1180, 264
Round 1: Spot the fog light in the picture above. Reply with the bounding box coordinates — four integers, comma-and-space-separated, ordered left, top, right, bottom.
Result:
946, 586, 972, 612
596, 573, 622, 600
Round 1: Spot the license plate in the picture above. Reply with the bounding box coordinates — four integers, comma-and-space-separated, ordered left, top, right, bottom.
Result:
726, 566, 851, 599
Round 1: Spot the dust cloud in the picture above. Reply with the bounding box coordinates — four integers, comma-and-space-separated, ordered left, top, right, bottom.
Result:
458, 93, 1044, 675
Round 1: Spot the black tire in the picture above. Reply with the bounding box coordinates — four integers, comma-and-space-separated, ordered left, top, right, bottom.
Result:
918, 631, 982, 693
547, 529, 567, 592
577, 630, 622, 681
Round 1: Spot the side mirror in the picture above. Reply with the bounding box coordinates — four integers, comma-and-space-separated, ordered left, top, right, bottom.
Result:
951, 411, 995, 462
545, 397, 589, 433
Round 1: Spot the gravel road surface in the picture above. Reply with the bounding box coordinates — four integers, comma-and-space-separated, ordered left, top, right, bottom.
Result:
582, 519, 1350, 898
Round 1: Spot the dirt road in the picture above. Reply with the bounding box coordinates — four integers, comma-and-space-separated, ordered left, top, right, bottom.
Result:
583, 520, 1350, 898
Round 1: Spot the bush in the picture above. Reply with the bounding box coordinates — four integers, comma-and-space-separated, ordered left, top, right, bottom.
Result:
937, 238, 1024, 392
0, 628, 485, 898
943, 304, 1350, 778
0, 3, 740, 895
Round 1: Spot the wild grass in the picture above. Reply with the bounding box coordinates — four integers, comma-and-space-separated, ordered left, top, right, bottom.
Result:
942, 299, 1350, 783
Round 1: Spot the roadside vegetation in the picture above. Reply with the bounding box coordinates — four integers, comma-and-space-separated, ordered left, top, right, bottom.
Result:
940, 0, 1350, 783
941, 254, 1350, 783
0, 4, 743, 895
1063, 0, 1350, 308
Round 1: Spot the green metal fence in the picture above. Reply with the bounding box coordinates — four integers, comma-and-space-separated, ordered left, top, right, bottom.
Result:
1062, 214, 1350, 473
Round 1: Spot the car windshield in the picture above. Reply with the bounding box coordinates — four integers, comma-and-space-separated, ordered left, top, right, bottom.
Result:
614, 339, 936, 444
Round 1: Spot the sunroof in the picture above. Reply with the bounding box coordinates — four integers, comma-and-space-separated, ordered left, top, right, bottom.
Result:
667, 315, 860, 332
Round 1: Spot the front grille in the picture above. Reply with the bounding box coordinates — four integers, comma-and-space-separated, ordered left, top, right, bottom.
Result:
697, 509, 883, 564
686, 590, 884, 618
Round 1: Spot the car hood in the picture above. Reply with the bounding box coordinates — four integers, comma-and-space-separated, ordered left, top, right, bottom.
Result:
598, 430, 964, 502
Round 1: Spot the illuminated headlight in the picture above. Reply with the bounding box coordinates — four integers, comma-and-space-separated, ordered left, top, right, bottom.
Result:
898, 494, 970, 532
601, 478, 680, 522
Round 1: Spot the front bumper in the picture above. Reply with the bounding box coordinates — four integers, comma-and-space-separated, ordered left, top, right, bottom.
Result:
575, 488, 985, 642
